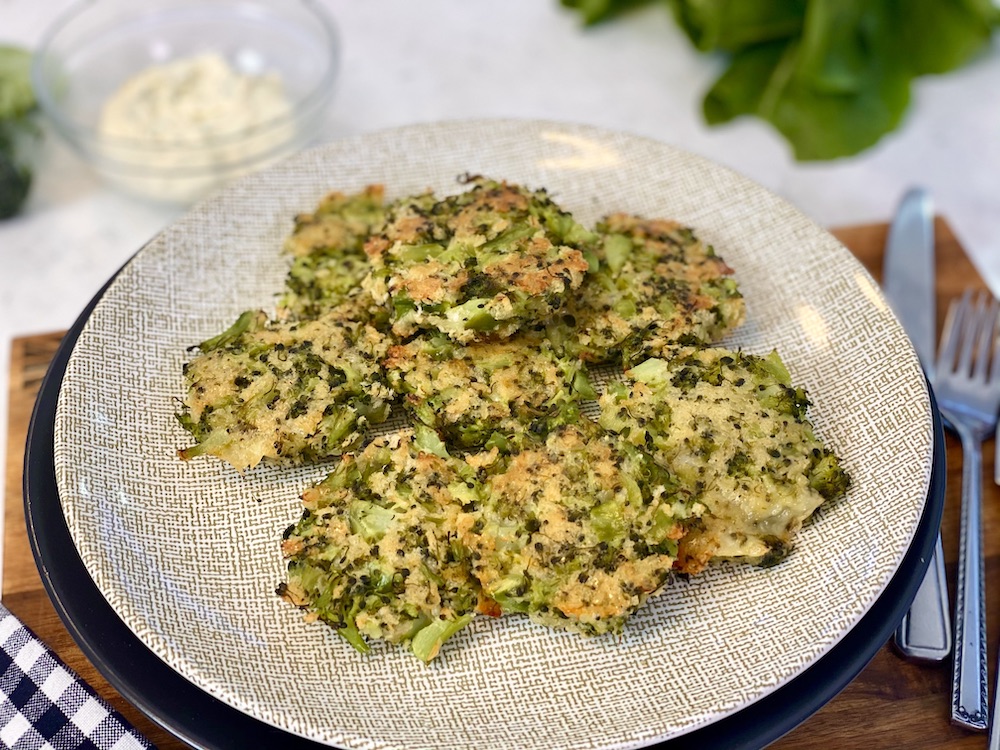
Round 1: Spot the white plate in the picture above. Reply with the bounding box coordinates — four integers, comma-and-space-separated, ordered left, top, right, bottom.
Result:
52, 119, 933, 750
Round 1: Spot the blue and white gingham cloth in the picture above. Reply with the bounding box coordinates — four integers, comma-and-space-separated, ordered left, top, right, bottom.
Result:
0, 604, 153, 750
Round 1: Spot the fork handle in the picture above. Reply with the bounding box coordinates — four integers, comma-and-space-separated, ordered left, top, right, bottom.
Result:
951, 420, 989, 730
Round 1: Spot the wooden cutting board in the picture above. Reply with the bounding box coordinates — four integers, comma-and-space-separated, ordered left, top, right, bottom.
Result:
2, 220, 993, 749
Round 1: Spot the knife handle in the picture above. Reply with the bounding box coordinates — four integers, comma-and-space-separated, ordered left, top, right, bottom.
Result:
894, 532, 951, 661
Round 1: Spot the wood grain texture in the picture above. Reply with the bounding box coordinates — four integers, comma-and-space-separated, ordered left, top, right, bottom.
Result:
1, 219, 992, 749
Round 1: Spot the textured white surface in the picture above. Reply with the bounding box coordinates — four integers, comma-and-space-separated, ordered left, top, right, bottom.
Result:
51, 121, 933, 749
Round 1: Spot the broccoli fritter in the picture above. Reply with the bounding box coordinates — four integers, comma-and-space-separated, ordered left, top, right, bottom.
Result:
177, 309, 394, 471
562, 214, 744, 366
598, 348, 850, 573
362, 176, 594, 343
178, 177, 855, 663
278, 430, 488, 663
383, 329, 596, 451
460, 421, 701, 636
278, 185, 387, 321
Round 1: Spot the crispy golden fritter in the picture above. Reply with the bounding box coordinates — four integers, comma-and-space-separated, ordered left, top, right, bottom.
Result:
177, 308, 394, 471
362, 177, 594, 342
598, 348, 850, 572
278, 185, 387, 321
278, 430, 485, 662
562, 214, 744, 366
460, 421, 702, 635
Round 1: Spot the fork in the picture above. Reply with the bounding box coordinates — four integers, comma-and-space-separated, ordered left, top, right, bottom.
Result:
935, 289, 1000, 731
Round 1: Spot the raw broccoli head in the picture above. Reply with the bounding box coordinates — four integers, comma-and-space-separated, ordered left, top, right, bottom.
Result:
0, 46, 37, 219
0, 146, 30, 219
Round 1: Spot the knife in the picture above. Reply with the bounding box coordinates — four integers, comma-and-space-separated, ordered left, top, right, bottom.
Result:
883, 187, 951, 663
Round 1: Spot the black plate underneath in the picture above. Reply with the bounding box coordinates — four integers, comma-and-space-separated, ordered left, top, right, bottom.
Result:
24, 275, 946, 750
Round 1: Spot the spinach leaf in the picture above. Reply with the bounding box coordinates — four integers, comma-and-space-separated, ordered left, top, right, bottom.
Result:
705, 1, 913, 160
563, 0, 999, 160
901, 0, 997, 75
560, 0, 657, 26
703, 40, 789, 124
0, 142, 31, 219
669, 0, 806, 53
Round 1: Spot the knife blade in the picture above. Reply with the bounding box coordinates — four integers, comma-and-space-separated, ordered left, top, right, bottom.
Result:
883, 187, 951, 663
884, 187, 936, 367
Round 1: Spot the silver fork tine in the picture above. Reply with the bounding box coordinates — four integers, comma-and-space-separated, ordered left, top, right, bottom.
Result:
988, 297, 1000, 385
956, 291, 978, 377
973, 293, 994, 382
939, 291, 967, 374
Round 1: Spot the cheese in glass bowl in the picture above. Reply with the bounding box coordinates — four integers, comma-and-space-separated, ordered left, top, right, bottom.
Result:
31, 0, 339, 204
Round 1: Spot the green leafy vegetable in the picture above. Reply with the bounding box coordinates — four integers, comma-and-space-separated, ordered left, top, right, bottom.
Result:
700, 1, 915, 160
0, 45, 37, 218
670, 0, 807, 53
560, 0, 655, 25
562, 0, 999, 160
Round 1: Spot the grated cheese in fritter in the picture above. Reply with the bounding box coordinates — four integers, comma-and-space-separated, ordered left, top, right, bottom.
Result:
383, 328, 595, 451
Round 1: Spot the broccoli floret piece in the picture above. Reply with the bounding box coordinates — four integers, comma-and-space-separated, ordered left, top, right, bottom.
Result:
809, 448, 852, 500
194, 309, 261, 352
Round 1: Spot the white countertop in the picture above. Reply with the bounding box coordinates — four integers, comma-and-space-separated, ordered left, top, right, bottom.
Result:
1, 0, 998, 538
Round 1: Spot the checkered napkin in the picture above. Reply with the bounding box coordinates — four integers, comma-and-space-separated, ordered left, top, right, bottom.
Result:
0, 604, 153, 750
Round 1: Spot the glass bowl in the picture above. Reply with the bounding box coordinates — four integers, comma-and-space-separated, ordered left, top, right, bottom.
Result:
31, 0, 340, 204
